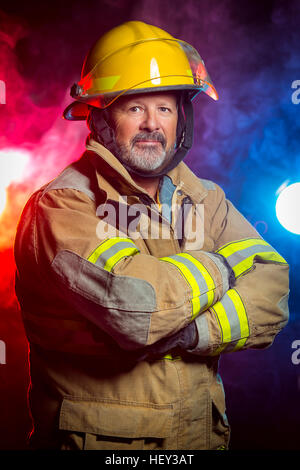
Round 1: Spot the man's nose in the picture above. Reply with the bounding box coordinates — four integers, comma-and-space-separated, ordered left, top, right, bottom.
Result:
140, 109, 160, 132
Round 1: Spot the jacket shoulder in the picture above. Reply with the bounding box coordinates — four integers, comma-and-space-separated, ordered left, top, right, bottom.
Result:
41, 153, 99, 203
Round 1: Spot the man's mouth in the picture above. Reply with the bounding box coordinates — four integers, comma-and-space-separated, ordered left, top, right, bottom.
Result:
135, 140, 162, 145
132, 133, 166, 149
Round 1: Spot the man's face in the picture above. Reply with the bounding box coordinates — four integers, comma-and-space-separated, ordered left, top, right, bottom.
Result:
109, 91, 178, 174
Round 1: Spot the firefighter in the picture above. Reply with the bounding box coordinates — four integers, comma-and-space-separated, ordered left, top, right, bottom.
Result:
14, 21, 289, 450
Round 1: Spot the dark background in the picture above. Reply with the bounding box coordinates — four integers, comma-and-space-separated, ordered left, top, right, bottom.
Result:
0, 0, 299, 450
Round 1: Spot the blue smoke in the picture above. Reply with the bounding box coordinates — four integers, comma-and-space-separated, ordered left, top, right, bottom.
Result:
130, 0, 300, 449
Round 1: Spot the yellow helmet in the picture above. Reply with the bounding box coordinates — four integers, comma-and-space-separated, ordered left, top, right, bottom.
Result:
63, 20, 218, 120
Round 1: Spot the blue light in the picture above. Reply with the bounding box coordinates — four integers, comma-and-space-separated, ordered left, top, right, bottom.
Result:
276, 182, 300, 234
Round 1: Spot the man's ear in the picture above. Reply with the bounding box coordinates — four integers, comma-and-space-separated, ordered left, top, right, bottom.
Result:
87, 107, 118, 155
176, 93, 186, 149
103, 108, 114, 129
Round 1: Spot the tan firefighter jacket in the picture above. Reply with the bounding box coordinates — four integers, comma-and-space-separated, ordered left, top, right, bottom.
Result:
14, 137, 290, 450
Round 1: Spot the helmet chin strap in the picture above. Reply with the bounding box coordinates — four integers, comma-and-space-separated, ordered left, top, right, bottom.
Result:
87, 93, 194, 179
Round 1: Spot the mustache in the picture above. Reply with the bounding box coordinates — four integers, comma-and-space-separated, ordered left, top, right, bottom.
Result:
131, 132, 166, 149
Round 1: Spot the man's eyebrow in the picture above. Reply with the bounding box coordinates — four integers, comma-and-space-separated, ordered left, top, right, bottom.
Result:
125, 98, 177, 105
157, 102, 177, 107
121, 100, 142, 108
118, 98, 177, 110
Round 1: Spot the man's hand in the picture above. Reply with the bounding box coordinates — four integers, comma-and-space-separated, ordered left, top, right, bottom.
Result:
129, 321, 198, 362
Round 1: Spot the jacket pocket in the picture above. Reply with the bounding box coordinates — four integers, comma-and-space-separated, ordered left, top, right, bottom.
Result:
59, 397, 174, 450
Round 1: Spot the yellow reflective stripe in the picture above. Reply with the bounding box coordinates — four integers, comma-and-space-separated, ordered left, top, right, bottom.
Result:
160, 253, 216, 319
217, 238, 287, 278
231, 336, 248, 352
217, 238, 269, 258
163, 353, 173, 360
88, 237, 139, 271
191, 297, 201, 320
162, 353, 181, 361
233, 250, 286, 277
228, 289, 249, 340
88, 237, 134, 262
257, 250, 287, 263
211, 288, 249, 356
179, 253, 215, 292
160, 256, 200, 318
179, 254, 215, 316
160, 253, 216, 320
212, 301, 232, 344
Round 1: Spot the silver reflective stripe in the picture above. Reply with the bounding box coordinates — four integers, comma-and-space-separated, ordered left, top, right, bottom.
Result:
160, 252, 215, 319
225, 243, 275, 269
187, 314, 210, 354
171, 254, 209, 295
87, 237, 140, 272
210, 288, 249, 355
204, 252, 230, 295
93, 241, 139, 269
217, 238, 287, 278
219, 293, 241, 341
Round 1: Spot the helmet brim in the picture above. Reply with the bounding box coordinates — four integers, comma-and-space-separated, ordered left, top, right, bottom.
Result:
63, 84, 203, 121
62, 101, 90, 121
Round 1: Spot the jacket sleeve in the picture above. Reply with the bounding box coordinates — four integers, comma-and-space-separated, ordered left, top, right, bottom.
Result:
186, 185, 290, 357
15, 187, 234, 353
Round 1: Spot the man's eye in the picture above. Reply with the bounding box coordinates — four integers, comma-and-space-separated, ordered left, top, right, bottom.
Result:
159, 107, 171, 113
129, 106, 141, 113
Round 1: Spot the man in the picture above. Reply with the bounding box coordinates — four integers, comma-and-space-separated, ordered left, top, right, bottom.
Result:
14, 21, 289, 450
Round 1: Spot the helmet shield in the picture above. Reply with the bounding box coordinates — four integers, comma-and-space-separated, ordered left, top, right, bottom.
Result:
71, 38, 218, 109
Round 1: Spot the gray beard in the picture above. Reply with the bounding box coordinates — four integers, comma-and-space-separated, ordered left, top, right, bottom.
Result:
115, 132, 176, 174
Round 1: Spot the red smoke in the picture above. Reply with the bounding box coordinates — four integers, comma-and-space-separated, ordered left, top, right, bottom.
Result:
0, 9, 88, 449
0, 8, 88, 259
